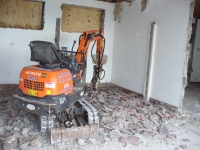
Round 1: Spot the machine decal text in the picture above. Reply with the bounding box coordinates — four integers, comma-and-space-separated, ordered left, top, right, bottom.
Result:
26, 71, 41, 76
58, 72, 70, 78
28, 76, 38, 81
64, 83, 69, 88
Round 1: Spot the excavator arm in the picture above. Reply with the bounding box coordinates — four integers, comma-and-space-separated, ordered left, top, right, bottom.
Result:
75, 29, 105, 91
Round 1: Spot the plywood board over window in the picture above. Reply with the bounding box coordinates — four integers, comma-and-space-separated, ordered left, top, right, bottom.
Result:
61, 4, 104, 33
0, 0, 44, 30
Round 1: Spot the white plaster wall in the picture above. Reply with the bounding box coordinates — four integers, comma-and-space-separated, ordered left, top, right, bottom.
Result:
0, 0, 115, 84
112, 0, 191, 107
190, 19, 200, 82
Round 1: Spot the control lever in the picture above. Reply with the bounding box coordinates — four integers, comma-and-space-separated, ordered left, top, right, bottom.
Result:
70, 40, 76, 56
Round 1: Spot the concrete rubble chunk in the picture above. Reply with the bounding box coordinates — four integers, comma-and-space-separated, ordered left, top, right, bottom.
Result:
118, 120, 124, 129
22, 128, 31, 137
136, 100, 142, 107
3, 143, 13, 150
108, 100, 119, 105
0, 118, 5, 127
165, 112, 171, 118
20, 110, 29, 116
180, 145, 188, 149
0, 127, 6, 136
89, 138, 97, 145
7, 118, 15, 126
14, 126, 21, 132
142, 120, 156, 130
19, 137, 30, 145
150, 107, 159, 114
28, 131, 41, 136
10, 109, 19, 118
5, 126, 12, 132
30, 136, 42, 147
4, 135, 16, 143
166, 134, 177, 139
136, 108, 145, 114
144, 101, 151, 106
158, 127, 169, 135
129, 109, 137, 115
180, 123, 185, 126
120, 129, 133, 135
103, 105, 113, 112
135, 113, 143, 119
128, 123, 139, 130
97, 95, 106, 103
101, 114, 113, 124
115, 115, 126, 121
161, 107, 166, 115
150, 114, 160, 126
134, 133, 146, 144
6, 100, 13, 108
98, 99, 106, 103
109, 130, 121, 141
20, 142, 30, 150
24, 118, 31, 125
137, 122, 144, 128
78, 139, 86, 146
157, 111, 166, 118
119, 135, 140, 145
182, 139, 190, 142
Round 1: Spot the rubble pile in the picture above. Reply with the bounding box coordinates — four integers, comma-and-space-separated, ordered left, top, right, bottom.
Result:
84, 85, 177, 144
0, 84, 199, 150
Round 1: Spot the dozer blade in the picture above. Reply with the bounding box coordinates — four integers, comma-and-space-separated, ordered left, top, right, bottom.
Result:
50, 124, 98, 144
50, 98, 99, 144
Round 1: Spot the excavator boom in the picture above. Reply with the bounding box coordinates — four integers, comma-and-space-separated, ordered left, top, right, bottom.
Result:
75, 30, 105, 90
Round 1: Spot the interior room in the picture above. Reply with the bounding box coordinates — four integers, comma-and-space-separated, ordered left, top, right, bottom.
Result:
0, 0, 199, 150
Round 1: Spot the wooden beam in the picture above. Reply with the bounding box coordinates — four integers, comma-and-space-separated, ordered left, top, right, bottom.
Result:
54, 18, 60, 49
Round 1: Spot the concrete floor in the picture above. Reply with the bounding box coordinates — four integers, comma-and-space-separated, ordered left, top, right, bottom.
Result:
0, 84, 200, 150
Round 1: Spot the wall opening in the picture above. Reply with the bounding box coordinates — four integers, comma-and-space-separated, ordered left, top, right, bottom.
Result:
61, 4, 105, 33
0, 0, 45, 30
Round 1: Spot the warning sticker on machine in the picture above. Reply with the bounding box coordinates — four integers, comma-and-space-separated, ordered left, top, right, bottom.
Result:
45, 82, 55, 88
46, 90, 51, 95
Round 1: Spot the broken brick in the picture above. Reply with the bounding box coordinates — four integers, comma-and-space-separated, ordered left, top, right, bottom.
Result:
119, 136, 140, 145
158, 127, 169, 135
182, 139, 190, 142
10, 109, 19, 118
3, 143, 13, 150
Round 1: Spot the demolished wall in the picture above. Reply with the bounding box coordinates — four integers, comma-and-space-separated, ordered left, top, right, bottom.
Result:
112, 0, 192, 108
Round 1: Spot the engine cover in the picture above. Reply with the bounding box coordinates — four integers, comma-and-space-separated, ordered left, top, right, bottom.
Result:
19, 65, 73, 98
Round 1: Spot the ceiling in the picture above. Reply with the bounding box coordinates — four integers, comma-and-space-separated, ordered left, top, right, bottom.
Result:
99, 0, 200, 18
97, 0, 127, 3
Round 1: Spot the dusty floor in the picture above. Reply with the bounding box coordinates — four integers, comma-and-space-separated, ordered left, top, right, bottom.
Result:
0, 84, 200, 150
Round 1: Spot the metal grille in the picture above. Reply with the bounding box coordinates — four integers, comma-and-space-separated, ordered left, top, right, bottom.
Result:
24, 79, 44, 91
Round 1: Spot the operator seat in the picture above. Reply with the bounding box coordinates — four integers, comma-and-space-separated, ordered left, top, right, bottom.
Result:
29, 41, 68, 65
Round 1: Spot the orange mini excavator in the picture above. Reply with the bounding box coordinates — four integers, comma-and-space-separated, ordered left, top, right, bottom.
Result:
13, 30, 105, 144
